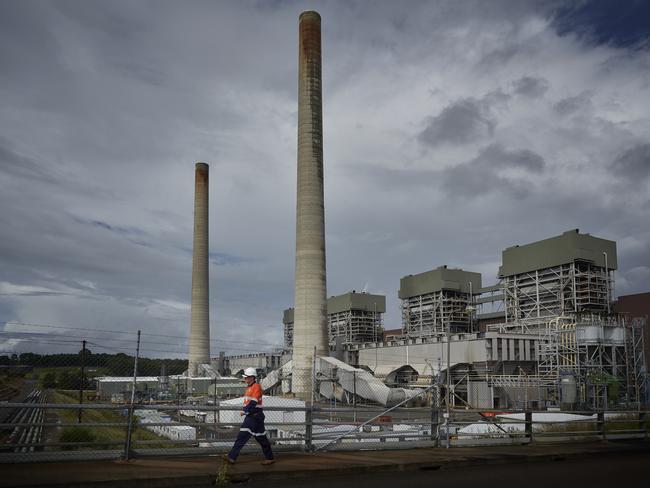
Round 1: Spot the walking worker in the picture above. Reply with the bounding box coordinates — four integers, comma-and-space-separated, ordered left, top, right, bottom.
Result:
223, 367, 275, 465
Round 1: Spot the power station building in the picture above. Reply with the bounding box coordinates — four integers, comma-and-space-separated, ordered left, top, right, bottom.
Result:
266, 229, 646, 410
283, 291, 385, 349
499, 229, 616, 321
188, 13, 646, 411
399, 266, 481, 337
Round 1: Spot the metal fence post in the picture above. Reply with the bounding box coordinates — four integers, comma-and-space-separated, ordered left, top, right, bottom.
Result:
431, 386, 440, 446
525, 410, 533, 444
78, 339, 86, 424
311, 346, 317, 405
639, 411, 646, 439
305, 403, 313, 452
122, 330, 141, 461
353, 370, 357, 424
597, 411, 606, 440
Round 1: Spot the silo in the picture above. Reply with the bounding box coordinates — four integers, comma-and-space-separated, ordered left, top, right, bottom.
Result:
188, 162, 210, 376
560, 375, 578, 409
292, 11, 329, 399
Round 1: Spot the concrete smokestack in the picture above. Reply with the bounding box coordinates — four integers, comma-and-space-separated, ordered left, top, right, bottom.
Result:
292, 11, 328, 398
188, 162, 210, 377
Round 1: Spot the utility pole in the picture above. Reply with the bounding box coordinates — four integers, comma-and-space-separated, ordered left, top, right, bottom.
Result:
602, 252, 610, 314
213, 376, 217, 423
353, 370, 357, 423
123, 330, 141, 461
446, 316, 451, 449
78, 340, 86, 424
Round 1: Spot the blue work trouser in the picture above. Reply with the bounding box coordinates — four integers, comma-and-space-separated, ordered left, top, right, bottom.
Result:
228, 411, 273, 460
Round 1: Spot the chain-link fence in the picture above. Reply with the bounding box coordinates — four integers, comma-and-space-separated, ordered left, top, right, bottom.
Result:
1, 329, 648, 462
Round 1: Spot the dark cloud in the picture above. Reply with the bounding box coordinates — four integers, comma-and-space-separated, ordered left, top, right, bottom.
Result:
0, 139, 57, 183
0, 0, 648, 354
551, 0, 650, 49
418, 98, 495, 147
610, 143, 650, 182
512, 76, 550, 98
209, 252, 251, 266
440, 144, 546, 199
554, 91, 593, 116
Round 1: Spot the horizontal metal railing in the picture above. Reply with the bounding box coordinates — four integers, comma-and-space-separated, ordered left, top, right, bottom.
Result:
1, 401, 648, 463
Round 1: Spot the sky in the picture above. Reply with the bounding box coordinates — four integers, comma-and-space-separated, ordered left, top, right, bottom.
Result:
1, 0, 649, 359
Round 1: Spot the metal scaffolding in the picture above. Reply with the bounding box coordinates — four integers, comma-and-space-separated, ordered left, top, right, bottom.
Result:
283, 305, 384, 349
328, 309, 383, 346
401, 290, 473, 337
284, 321, 294, 350
488, 314, 646, 409
503, 261, 612, 322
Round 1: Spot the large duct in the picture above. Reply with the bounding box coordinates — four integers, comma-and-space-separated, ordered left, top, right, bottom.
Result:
188, 162, 210, 377
292, 11, 329, 398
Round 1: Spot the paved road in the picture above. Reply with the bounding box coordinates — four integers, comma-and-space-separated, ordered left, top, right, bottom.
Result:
255, 451, 650, 488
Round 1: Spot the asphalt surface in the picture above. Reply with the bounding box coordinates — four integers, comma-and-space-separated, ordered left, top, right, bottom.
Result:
255, 451, 650, 488
2, 440, 649, 487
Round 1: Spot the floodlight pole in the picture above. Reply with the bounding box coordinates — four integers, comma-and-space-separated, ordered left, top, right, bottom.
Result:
602, 252, 610, 314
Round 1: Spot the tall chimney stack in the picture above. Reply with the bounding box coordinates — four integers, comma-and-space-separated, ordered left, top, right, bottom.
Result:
292, 11, 328, 398
188, 162, 210, 376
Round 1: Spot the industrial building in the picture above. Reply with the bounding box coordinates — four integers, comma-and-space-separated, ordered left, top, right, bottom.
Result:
95, 375, 243, 401
283, 291, 385, 349
275, 229, 646, 411
177, 13, 645, 413
499, 230, 616, 321
399, 266, 481, 337
219, 351, 284, 377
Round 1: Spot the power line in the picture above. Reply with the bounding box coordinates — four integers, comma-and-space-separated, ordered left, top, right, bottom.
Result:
0, 320, 284, 347
0, 331, 279, 356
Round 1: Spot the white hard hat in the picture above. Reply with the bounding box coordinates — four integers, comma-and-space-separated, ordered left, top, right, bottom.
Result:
243, 367, 257, 378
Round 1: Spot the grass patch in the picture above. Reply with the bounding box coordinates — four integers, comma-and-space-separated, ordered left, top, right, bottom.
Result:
50, 390, 175, 449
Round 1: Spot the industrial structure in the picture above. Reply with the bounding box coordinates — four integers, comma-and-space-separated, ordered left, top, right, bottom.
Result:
188, 162, 211, 377
499, 230, 616, 321
283, 291, 385, 349
291, 11, 329, 398
379, 231, 641, 409
187, 14, 646, 412
399, 266, 481, 337
269, 229, 646, 410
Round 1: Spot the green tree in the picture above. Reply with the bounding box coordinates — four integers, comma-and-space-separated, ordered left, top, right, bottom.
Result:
57, 370, 78, 390
42, 371, 57, 388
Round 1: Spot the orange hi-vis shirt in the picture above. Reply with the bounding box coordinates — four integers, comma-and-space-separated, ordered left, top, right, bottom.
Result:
243, 382, 263, 412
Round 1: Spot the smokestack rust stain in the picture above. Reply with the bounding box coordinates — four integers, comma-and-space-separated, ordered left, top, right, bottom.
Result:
195, 162, 209, 186
195, 170, 208, 186
299, 12, 323, 174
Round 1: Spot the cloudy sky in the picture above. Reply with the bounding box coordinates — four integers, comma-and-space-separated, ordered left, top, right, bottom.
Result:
1, 0, 649, 359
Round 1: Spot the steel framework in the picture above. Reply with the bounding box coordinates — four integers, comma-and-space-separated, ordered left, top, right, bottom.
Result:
503, 261, 612, 322
284, 309, 384, 349
401, 290, 473, 337
284, 322, 294, 350
488, 314, 646, 409
328, 309, 383, 346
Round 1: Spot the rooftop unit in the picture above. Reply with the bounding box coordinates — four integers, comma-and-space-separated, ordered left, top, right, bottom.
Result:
399, 266, 482, 337
499, 229, 616, 322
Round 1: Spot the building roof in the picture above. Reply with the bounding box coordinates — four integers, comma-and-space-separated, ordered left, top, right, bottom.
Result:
283, 291, 386, 323
499, 229, 617, 277
398, 266, 482, 299
327, 291, 386, 314
96, 376, 159, 383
